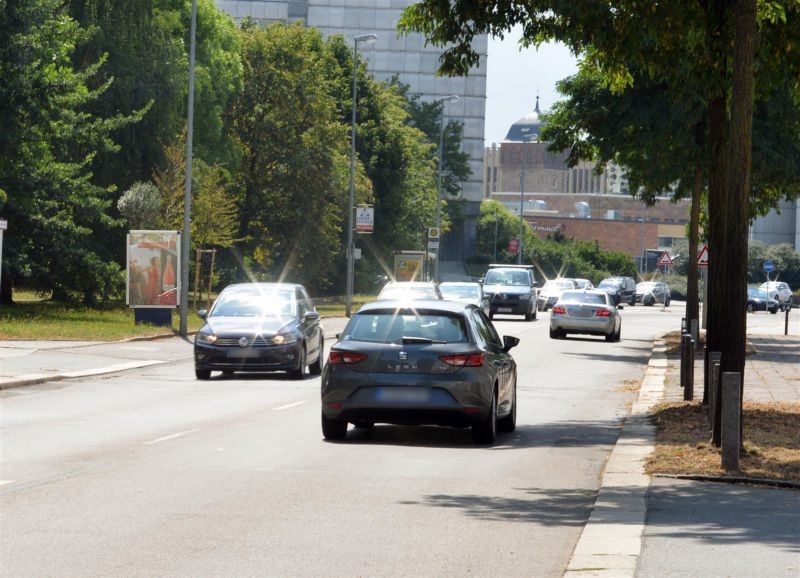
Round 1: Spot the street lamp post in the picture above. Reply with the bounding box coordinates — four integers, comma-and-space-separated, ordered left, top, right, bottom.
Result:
345, 33, 377, 318
518, 133, 534, 264
179, 0, 197, 337
434, 95, 459, 282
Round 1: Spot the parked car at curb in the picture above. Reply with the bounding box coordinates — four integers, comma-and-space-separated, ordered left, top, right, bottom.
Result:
377, 281, 443, 301
549, 290, 622, 342
537, 278, 577, 311
439, 282, 491, 316
481, 264, 539, 321
569, 278, 594, 290
194, 282, 324, 380
635, 281, 671, 306
759, 281, 792, 311
747, 287, 779, 314
598, 276, 637, 306
320, 300, 519, 444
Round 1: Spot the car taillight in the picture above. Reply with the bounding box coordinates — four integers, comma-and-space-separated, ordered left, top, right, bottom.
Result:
439, 353, 485, 367
551, 306, 567, 315
328, 350, 368, 365
595, 309, 611, 317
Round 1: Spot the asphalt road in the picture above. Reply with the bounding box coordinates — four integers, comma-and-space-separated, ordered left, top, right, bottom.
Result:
1, 304, 682, 577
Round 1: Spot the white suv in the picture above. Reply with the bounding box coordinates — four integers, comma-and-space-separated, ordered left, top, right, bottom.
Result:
759, 281, 792, 310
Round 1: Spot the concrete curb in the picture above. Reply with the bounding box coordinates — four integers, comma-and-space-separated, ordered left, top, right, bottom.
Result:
563, 339, 667, 578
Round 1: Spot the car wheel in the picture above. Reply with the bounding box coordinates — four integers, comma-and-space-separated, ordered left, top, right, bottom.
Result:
644, 296, 654, 306
471, 391, 497, 444
290, 346, 306, 380
195, 368, 211, 380
321, 412, 348, 440
747, 302, 754, 313
770, 307, 778, 315
308, 337, 324, 375
629, 295, 636, 306
489, 312, 495, 320
665, 298, 671, 307
605, 331, 615, 342
497, 381, 516, 433
549, 327, 559, 339
614, 325, 622, 342
525, 307, 533, 321
532, 305, 537, 321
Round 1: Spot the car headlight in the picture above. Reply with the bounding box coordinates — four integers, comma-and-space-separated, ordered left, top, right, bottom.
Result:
272, 332, 297, 345
519, 294, 530, 300
197, 332, 217, 344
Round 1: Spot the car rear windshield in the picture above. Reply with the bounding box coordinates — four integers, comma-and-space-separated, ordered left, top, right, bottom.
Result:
561, 291, 607, 305
484, 270, 529, 286
599, 280, 621, 288
210, 290, 295, 317
342, 312, 469, 344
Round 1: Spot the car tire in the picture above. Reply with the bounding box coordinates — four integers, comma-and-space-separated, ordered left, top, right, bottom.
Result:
615, 325, 622, 342
770, 307, 778, 315
308, 337, 324, 375
497, 381, 516, 433
665, 298, 671, 307
644, 296, 654, 306
629, 295, 636, 306
321, 412, 348, 440
549, 327, 559, 339
290, 346, 306, 380
489, 312, 494, 320
747, 302, 754, 313
353, 421, 374, 430
471, 391, 497, 444
195, 368, 211, 380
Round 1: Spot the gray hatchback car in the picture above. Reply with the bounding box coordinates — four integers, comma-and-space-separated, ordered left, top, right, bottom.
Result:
320, 300, 519, 444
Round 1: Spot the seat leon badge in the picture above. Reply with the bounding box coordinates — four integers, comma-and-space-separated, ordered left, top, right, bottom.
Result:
238, 337, 249, 348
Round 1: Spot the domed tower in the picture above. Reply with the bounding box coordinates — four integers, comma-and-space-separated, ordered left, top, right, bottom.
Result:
505, 96, 543, 142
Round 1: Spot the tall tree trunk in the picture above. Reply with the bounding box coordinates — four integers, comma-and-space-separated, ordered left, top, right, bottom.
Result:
686, 164, 702, 333
725, 0, 756, 443
0, 267, 12, 305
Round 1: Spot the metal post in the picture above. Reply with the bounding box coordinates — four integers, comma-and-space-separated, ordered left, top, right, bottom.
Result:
518, 139, 526, 264
785, 305, 791, 336
346, 34, 376, 317
682, 334, 694, 401
434, 95, 458, 283
721, 372, 742, 471
179, 0, 198, 338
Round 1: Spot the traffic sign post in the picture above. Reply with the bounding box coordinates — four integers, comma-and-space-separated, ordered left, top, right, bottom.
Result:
355, 205, 374, 234
0, 219, 6, 296
763, 259, 774, 281
697, 244, 709, 330
697, 244, 709, 267
657, 250, 672, 273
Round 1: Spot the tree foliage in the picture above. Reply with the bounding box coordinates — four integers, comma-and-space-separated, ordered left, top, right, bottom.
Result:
117, 181, 162, 230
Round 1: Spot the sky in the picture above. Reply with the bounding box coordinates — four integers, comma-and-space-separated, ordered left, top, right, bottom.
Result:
484, 26, 579, 145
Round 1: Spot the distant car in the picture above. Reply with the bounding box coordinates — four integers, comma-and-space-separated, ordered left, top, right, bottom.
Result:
747, 287, 779, 314
549, 290, 622, 342
537, 278, 577, 311
439, 282, 491, 316
320, 300, 520, 444
481, 264, 539, 321
759, 281, 792, 311
598, 276, 637, 306
377, 281, 443, 301
194, 282, 324, 380
570, 278, 594, 290
635, 281, 671, 306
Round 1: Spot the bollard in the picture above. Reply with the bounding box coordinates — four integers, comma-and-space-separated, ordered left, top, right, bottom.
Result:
710, 358, 723, 447
721, 372, 742, 471
681, 317, 688, 334
690, 319, 700, 351
682, 334, 694, 401
786, 305, 791, 336
704, 350, 721, 408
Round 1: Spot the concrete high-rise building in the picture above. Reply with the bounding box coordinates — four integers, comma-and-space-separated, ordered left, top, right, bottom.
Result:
214, 0, 488, 263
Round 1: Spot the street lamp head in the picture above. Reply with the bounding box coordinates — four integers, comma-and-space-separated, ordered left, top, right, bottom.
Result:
437, 94, 460, 104
354, 33, 377, 44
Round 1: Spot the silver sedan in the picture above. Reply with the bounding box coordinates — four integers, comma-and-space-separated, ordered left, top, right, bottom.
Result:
549, 290, 622, 342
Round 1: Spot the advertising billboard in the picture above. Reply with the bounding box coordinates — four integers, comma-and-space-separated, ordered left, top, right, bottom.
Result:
393, 251, 426, 282
126, 231, 180, 308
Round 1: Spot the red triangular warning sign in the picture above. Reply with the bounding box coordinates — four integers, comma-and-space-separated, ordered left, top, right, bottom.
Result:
657, 251, 672, 266
697, 244, 709, 266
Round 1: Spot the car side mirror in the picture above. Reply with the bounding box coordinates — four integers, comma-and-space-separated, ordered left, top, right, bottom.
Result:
532, 282, 540, 288
502, 335, 520, 352
303, 310, 320, 321
479, 277, 484, 284
197, 309, 208, 319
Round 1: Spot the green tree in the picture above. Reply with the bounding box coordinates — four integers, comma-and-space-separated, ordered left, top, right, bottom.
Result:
117, 182, 163, 230
0, 0, 141, 304
229, 22, 350, 294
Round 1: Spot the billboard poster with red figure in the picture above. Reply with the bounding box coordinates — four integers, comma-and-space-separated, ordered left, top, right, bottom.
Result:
126, 231, 180, 308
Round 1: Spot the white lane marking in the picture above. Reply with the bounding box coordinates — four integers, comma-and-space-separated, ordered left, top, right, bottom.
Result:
144, 429, 200, 445
273, 401, 306, 411
0, 480, 14, 486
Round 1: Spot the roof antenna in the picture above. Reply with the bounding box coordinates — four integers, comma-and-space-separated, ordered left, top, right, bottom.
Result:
534, 90, 540, 114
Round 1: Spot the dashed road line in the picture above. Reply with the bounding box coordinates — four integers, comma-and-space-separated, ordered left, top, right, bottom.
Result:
0, 480, 15, 486
273, 401, 306, 411
144, 429, 200, 445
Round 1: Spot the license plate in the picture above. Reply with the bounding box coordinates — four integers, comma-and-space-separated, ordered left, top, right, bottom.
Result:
228, 349, 261, 358
376, 388, 430, 403
497, 307, 512, 313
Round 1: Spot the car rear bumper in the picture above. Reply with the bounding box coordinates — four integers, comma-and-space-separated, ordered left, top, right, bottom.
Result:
551, 316, 615, 336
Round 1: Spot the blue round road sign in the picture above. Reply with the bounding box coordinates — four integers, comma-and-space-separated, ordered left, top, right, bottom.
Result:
763, 260, 775, 273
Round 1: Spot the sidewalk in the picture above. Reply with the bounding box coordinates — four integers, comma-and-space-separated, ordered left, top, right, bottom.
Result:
0, 317, 350, 390
566, 314, 800, 578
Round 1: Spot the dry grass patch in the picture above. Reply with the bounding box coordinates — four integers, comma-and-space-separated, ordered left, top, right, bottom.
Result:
661, 330, 757, 356
615, 378, 641, 393
647, 401, 800, 482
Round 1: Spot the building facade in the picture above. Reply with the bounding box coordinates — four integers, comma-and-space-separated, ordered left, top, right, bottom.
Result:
214, 0, 488, 262
750, 198, 800, 251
